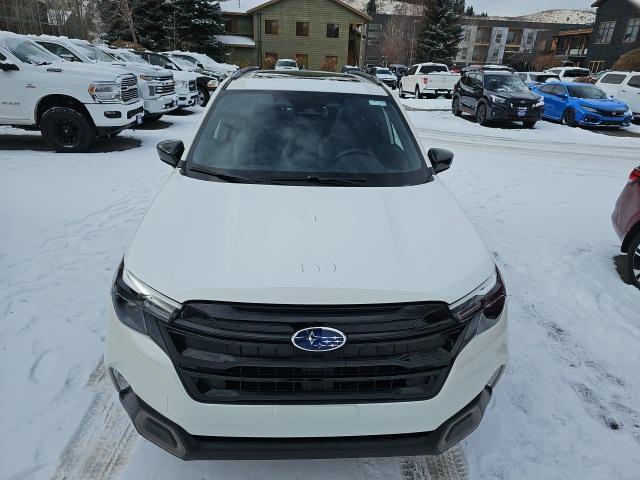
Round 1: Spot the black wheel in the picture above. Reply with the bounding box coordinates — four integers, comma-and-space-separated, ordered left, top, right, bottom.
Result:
626, 232, 640, 289
476, 103, 489, 126
399, 89, 406, 99
452, 96, 462, 117
40, 107, 94, 153
562, 108, 577, 127
415, 86, 422, 99
523, 119, 537, 128
144, 113, 163, 122
197, 86, 210, 107
444, 92, 453, 99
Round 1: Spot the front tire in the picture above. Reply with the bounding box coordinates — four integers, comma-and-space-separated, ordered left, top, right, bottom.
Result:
626, 232, 640, 289
197, 86, 210, 107
563, 108, 577, 127
144, 114, 163, 122
523, 119, 537, 128
452, 96, 462, 117
40, 107, 94, 153
476, 102, 489, 126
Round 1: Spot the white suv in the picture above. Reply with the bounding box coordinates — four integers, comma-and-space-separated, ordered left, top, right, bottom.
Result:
106, 68, 508, 460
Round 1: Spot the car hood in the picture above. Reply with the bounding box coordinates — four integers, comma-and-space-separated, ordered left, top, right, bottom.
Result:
43, 60, 136, 80
492, 90, 539, 101
377, 74, 396, 80
172, 69, 197, 81
577, 98, 628, 111
104, 61, 170, 77
125, 175, 495, 305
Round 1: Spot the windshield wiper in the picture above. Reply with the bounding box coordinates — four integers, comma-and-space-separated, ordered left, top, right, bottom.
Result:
264, 175, 368, 186
189, 166, 266, 184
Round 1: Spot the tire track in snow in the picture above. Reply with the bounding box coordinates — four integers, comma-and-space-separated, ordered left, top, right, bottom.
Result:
400, 447, 469, 480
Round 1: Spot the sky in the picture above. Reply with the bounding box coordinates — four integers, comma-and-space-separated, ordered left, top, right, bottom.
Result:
467, 0, 594, 16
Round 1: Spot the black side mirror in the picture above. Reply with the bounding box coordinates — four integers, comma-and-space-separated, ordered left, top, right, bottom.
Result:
157, 140, 184, 167
0, 62, 19, 71
428, 148, 454, 174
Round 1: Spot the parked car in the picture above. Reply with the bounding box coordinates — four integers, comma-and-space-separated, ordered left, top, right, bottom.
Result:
373, 66, 397, 89
99, 46, 200, 111
136, 51, 220, 107
389, 63, 407, 78
461, 64, 514, 74
518, 71, 560, 89
274, 58, 298, 70
33, 35, 177, 122
164, 50, 236, 76
399, 62, 460, 99
452, 70, 543, 128
106, 68, 508, 461
364, 63, 376, 74
544, 66, 590, 81
612, 166, 640, 289
0, 32, 143, 152
596, 71, 640, 123
340, 65, 361, 74
533, 82, 632, 128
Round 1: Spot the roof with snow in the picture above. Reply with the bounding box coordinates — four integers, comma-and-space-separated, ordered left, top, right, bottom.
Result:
343, 0, 423, 16
461, 9, 595, 24
219, 0, 372, 19
215, 35, 255, 47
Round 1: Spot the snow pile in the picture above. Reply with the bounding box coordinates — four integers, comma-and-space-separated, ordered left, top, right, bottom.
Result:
215, 34, 256, 47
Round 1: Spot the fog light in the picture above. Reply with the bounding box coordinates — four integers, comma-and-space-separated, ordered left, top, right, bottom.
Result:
109, 368, 131, 392
487, 365, 505, 389
104, 111, 122, 119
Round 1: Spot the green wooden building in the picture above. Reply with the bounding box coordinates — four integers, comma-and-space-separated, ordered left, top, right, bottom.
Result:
217, 0, 371, 70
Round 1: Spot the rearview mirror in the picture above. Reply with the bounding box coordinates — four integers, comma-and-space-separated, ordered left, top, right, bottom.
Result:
157, 140, 184, 167
428, 148, 454, 174
0, 61, 19, 71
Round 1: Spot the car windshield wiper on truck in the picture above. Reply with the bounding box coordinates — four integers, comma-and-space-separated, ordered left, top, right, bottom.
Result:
264, 176, 368, 186
189, 165, 267, 184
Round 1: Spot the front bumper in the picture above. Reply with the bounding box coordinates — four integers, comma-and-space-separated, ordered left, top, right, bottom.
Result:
577, 110, 632, 127
177, 91, 199, 107
105, 301, 507, 442
118, 383, 492, 460
144, 94, 178, 115
488, 103, 543, 122
84, 100, 144, 127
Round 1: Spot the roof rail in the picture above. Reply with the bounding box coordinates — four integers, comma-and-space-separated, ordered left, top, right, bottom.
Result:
230, 66, 259, 80
349, 71, 384, 87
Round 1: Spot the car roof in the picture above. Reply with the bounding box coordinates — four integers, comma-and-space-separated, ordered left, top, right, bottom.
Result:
277, 58, 296, 62
227, 70, 388, 96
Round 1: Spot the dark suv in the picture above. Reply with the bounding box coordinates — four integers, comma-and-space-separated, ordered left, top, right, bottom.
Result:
452, 70, 544, 128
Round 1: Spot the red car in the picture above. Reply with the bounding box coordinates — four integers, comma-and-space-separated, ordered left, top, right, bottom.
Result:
612, 166, 640, 288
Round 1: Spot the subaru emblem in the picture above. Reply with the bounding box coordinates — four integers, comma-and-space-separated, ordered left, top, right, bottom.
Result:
291, 327, 346, 352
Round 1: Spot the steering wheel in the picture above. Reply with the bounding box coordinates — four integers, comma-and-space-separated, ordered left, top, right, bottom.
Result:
332, 149, 378, 164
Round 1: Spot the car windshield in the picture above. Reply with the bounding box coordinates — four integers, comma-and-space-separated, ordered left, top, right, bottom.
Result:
168, 56, 193, 70
5, 38, 59, 65
484, 74, 528, 92
277, 60, 297, 67
173, 54, 199, 66
563, 68, 590, 78
117, 51, 148, 64
532, 74, 560, 83
188, 91, 428, 186
377, 69, 392, 75
566, 85, 608, 99
74, 43, 117, 62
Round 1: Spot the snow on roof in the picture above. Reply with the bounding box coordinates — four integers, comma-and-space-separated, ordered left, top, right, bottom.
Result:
220, 0, 371, 19
464, 9, 595, 24
215, 35, 255, 47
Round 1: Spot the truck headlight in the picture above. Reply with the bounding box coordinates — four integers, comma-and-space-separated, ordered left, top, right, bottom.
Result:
450, 268, 506, 338
534, 98, 544, 107
581, 105, 598, 113
88, 82, 120, 103
207, 79, 219, 89
139, 74, 155, 81
111, 261, 181, 333
175, 80, 188, 89
489, 95, 507, 105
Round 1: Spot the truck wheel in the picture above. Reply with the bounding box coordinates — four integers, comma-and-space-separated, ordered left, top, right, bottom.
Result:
197, 86, 210, 107
562, 108, 577, 127
626, 231, 640, 289
523, 119, 537, 128
476, 103, 489, 126
144, 114, 163, 122
40, 107, 94, 153
452, 97, 462, 117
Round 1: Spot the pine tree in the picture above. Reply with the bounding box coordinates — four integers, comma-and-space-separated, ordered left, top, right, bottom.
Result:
169, 0, 225, 60
365, 0, 376, 16
465, 5, 475, 16
416, 0, 464, 65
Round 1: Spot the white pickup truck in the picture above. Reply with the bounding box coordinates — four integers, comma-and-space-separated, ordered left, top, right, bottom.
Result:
399, 63, 460, 99
596, 71, 640, 123
0, 32, 144, 152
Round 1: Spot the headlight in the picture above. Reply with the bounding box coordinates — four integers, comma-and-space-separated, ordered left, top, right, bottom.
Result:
490, 95, 507, 105
139, 74, 156, 81
111, 261, 180, 333
581, 105, 598, 113
450, 268, 506, 338
534, 98, 544, 107
175, 80, 188, 89
207, 79, 219, 89
88, 82, 120, 103
625, 108, 633, 116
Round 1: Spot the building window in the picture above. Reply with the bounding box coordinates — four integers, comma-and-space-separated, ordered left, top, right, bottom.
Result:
588, 60, 605, 73
295, 53, 308, 69
623, 18, 640, 43
323, 55, 338, 71
296, 21, 309, 36
326, 23, 340, 38
369, 23, 382, 31
595, 21, 616, 44
265, 20, 278, 35
264, 52, 278, 68
225, 18, 238, 34
368, 39, 381, 46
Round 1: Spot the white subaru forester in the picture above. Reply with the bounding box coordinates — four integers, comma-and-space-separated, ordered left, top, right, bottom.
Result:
106, 68, 508, 460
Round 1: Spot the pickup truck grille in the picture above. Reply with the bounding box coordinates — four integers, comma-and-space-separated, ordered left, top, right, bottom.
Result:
156, 80, 175, 95
146, 301, 468, 404
188, 80, 196, 91
120, 75, 139, 103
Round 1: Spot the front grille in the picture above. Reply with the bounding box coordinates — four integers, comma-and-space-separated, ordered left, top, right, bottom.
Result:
598, 109, 624, 117
188, 80, 196, 91
146, 302, 469, 404
156, 80, 175, 95
120, 75, 139, 103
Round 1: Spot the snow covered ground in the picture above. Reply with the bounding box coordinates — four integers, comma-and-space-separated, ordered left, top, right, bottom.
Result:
1, 104, 639, 480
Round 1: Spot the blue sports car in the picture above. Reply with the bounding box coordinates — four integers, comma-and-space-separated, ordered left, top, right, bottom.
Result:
533, 82, 632, 128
